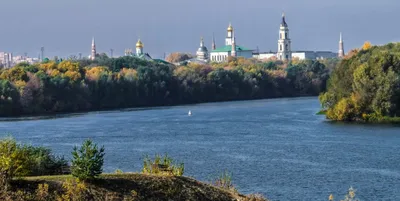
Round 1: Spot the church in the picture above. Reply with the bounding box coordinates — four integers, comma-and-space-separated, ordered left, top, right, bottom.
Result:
207, 24, 253, 63
196, 13, 344, 62
89, 38, 152, 61
124, 39, 153, 60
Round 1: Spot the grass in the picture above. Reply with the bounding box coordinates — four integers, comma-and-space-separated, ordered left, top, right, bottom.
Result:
11, 173, 267, 201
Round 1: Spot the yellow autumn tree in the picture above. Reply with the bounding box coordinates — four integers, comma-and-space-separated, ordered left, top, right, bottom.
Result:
64, 71, 82, 82
14, 80, 27, 91
362, 41, 372, 50
49, 69, 61, 77
119, 68, 137, 81
326, 97, 355, 121
38, 61, 57, 71
0, 67, 28, 82
58, 61, 80, 73
85, 66, 110, 81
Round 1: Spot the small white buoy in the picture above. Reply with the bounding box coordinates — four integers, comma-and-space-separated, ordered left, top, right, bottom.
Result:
188, 110, 192, 116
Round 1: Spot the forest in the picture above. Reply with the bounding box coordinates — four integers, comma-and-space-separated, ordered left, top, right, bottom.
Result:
320, 42, 400, 122
0, 54, 337, 116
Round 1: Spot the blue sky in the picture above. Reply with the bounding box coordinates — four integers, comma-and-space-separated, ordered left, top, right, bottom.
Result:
1, 0, 399, 59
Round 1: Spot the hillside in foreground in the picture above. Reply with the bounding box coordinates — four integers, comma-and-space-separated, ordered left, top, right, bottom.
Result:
5, 173, 266, 201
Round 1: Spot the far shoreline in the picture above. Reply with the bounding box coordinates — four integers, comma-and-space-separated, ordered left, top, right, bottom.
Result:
0, 95, 318, 121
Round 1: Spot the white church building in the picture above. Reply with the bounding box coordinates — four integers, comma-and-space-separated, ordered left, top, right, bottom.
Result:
124, 39, 153, 60
196, 13, 344, 63
208, 24, 253, 63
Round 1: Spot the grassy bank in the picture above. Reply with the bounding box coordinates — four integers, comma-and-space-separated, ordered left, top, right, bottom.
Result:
7, 173, 266, 201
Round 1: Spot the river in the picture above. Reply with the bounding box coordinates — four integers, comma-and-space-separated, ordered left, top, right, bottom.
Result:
0, 97, 399, 200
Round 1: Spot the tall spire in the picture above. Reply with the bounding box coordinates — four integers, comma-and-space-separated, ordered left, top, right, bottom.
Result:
200, 36, 204, 47
281, 12, 288, 27
231, 30, 236, 57
226, 22, 234, 45
338, 32, 345, 58
212, 33, 216, 50
91, 37, 96, 60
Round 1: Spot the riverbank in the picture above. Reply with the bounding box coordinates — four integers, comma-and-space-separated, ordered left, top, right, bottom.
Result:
7, 173, 266, 201
0, 95, 315, 120
319, 109, 400, 124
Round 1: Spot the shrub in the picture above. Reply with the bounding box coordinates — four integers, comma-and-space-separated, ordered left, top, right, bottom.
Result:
142, 154, 184, 176
35, 183, 50, 201
57, 178, 88, 201
114, 169, 123, 174
326, 98, 356, 121
71, 139, 105, 180
213, 170, 236, 192
329, 187, 360, 201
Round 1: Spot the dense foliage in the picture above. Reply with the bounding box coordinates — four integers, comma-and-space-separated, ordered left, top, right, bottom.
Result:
71, 139, 105, 180
0, 138, 30, 189
0, 138, 67, 189
26, 146, 69, 176
319, 42, 400, 122
0, 56, 337, 116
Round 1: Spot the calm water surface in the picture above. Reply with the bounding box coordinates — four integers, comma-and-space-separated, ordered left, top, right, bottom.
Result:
1, 97, 399, 201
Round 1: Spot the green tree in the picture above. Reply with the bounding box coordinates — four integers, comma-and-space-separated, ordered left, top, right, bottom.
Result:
0, 138, 30, 190
321, 42, 400, 122
26, 146, 69, 176
71, 139, 105, 180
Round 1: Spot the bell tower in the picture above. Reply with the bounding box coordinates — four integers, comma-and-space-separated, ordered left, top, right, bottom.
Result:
91, 37, 96, 60
136, 39, 144, 55
338, 32, 345, 58
277, 13, 291, 61
231, 31, 236, 57
226, 23, 234, 46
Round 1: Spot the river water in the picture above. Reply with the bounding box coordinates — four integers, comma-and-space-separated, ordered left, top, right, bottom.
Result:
0, 97, 399, 200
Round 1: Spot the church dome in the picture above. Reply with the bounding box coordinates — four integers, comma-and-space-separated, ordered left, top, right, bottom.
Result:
136, 39, 144, 48
227, 24, 233, 31
198, 46, 208, 53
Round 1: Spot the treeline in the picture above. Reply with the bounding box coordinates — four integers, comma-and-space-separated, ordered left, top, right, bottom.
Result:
0, 55, 337, 116
320, 42, 400, 122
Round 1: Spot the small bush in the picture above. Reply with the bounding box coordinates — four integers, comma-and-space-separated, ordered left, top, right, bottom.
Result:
35, 183, 50, 201
71, 139, 105, 180
329, 187, 360, 201
142, 154, 184, 176
57, 178, 88, 201
114, 169, 123, 174
213, 170, 236, 192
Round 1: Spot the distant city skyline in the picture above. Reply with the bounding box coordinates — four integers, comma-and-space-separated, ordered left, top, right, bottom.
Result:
0, 0, 399, 59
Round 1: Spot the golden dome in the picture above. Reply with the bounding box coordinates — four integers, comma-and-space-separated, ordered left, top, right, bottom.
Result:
136, 39, 144, 48
227, 23, 233, 31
